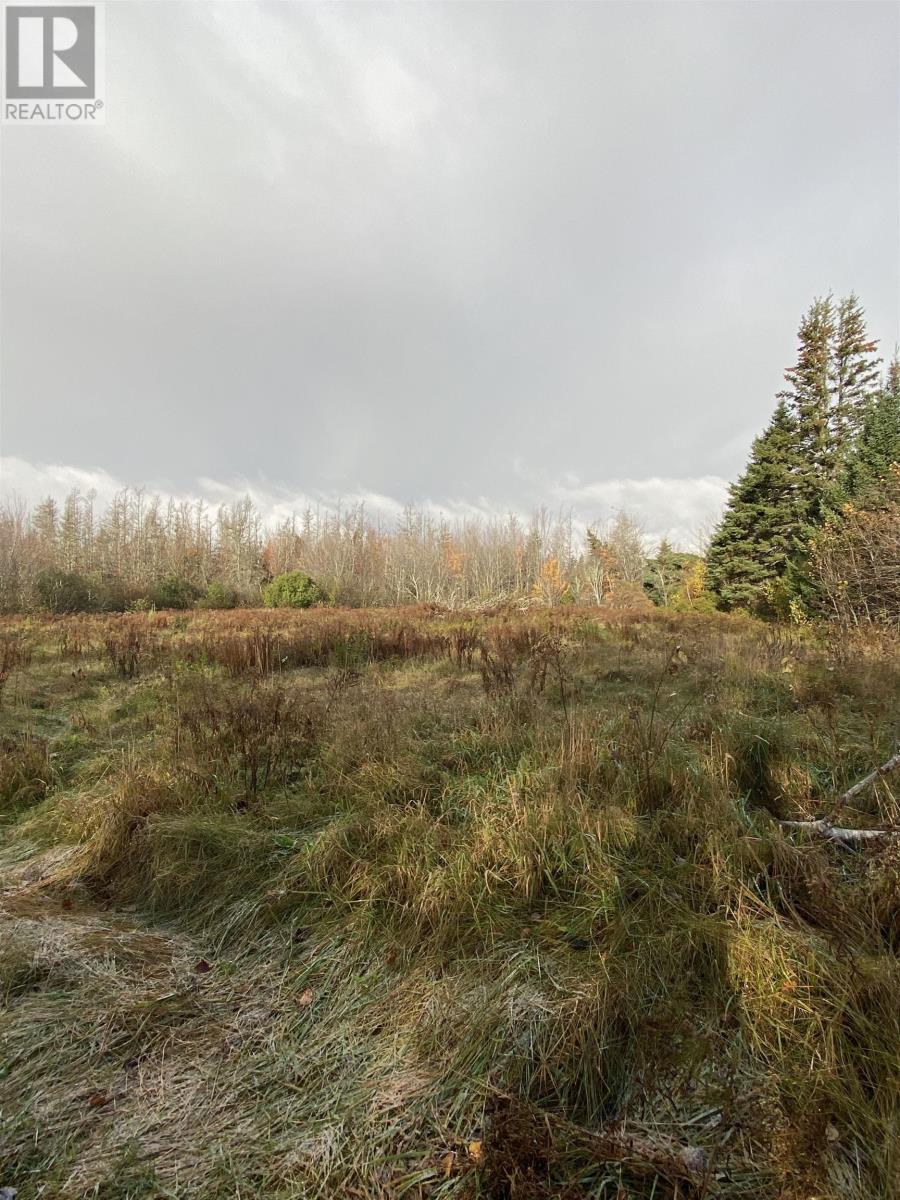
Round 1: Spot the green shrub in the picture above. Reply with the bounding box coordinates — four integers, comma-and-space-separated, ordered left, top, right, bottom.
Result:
149, 575, 200, 610
90, 576, 129, 612
198, 581, 238, 610
262, 571, 324, 609
35, 569, 93, 613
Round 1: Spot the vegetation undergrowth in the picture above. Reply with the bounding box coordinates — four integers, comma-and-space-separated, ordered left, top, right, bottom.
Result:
1, 606, 898, 1199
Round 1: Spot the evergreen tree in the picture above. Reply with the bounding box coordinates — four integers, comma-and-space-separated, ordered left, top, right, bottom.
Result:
842, 352, 900, 505
643, 539, 693, 607
830, 293, 881, 450
714, 293, 885, 617
777, 295, 835, 530
706, 400, 803, 613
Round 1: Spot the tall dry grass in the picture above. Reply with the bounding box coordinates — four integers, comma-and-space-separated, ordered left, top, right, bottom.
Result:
1, 606, 898, 1198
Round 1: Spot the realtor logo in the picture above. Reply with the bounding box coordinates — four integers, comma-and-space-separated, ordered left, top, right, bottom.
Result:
6, 5, 94, 96
3, 2, 104, 122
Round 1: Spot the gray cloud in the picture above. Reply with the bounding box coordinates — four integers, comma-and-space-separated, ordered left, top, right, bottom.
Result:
1, 2, 897, 530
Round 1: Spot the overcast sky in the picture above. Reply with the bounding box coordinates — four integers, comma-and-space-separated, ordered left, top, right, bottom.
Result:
1, 0, 897, 546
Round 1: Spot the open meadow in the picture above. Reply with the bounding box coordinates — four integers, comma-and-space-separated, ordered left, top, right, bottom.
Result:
1, 606, 898, 1199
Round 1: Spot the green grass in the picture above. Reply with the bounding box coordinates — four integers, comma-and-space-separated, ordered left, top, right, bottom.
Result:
0, 606, 898, 1198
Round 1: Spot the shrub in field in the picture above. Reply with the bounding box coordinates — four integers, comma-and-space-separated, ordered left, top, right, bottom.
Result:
149, 575, 200, 610
174, 681, 318, 799
90, 576, 130, 612
809, 468, 900, 626
35, 569, 94, 613
262, 571, 324, 609
197, 581, 238, 609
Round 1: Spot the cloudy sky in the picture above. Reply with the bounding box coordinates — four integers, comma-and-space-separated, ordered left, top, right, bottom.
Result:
1, 0, 897, 546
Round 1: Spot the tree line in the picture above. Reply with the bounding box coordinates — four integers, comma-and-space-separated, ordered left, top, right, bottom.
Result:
706, 294, 899, 624
0, 490, 706, 613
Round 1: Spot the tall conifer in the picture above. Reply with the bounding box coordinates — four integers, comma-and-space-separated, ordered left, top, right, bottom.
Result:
777, 296, 835, 530
710, 295, 884, 615
830, 293, 882, 450
706, 400, 802, 613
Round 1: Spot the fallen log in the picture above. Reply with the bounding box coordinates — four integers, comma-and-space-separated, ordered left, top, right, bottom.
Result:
779, 751, 900, 847
778, 818, 896, 847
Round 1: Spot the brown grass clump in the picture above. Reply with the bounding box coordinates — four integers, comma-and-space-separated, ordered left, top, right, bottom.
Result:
0, 629, 32, 706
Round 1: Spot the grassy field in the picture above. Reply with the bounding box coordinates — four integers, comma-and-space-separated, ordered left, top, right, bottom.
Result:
1, 606, 898, 1199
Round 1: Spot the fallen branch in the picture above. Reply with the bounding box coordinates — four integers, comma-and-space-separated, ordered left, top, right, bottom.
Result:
839, 751, 900, 803
779, 818, 897, 847
779, 751, 900, 847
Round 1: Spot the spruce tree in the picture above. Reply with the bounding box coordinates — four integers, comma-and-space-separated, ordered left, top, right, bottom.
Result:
777, 295, 835, 530
830, 293, 881, 450
706, 400, 803, 613
708, 295, 883, 616
842, 352, 900, 505
644, 539, 691, 607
